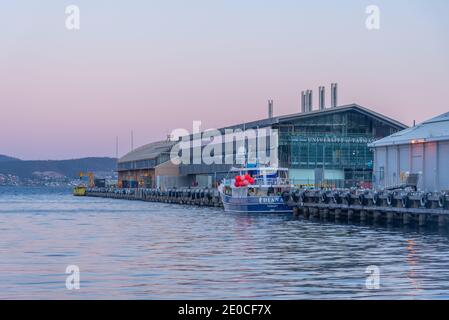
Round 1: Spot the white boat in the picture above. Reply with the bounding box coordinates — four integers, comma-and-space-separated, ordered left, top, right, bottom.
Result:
218, 165, 294, 213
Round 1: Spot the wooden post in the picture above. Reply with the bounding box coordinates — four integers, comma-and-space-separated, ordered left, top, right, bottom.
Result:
419, 214, 426, 227
293, 207, 300, 217
347, 209, 354, 221
360, 210, 366, 222
320, 209, 329, 220
373, 211, 379, 223
387, 212, 394, 224
303, 207, 309, 219
335, 209, 341, 221
403, 213, 411, 225
308, 208, 316, 220
438, 215, 447, 228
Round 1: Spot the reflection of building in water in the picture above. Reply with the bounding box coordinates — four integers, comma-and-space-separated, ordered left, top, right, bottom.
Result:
405, 239, 422, 295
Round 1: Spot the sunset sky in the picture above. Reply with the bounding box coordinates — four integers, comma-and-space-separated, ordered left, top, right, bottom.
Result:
1, 0, 449, 160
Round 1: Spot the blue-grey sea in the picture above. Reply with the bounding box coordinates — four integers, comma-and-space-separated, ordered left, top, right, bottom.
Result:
1, 186, 449, 299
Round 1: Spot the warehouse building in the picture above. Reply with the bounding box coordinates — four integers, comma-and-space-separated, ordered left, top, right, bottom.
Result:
370, 112, 449, 192
178, 102, 406, 188
118, 85, 407, 188
118, 140, 179, 188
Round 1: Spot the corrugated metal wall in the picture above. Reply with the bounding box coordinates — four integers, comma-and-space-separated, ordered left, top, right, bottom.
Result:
374, 140, 449, 191
438, 142, 449, 191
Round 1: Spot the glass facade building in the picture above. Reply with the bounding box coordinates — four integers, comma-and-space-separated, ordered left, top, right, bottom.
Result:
275, 107, 405, 187
118, 104, 407, 188
178, 104, 407, 187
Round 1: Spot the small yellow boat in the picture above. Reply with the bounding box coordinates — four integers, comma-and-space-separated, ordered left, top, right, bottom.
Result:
73, 186, 87, 196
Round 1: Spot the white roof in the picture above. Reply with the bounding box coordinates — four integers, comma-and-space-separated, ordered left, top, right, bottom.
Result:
369, 111, 449, 147
118, 140, 175, 163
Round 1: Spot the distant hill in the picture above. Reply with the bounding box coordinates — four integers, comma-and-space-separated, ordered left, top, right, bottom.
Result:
0, 157, 117, 178
0, 154, 20, 162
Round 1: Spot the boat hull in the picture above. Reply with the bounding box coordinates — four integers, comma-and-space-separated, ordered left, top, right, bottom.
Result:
220, 193, 292, 213
73, 186, 87, 196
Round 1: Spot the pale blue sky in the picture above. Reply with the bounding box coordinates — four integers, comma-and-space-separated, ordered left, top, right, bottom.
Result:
1, 1, 449, 159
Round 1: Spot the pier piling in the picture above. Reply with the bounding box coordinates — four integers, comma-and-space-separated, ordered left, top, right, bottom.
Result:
84, 187, 449, 229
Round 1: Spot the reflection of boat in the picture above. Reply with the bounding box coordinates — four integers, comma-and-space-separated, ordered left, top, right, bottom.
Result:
218, 166, 293, 213
73, 186, 87, 196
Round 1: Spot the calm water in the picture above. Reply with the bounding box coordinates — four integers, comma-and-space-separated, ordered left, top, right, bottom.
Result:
1, 187, 449, 299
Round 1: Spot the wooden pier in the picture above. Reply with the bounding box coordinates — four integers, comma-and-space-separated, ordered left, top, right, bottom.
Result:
85, 187, 449, 228
86, 188, 222, 208
286, 189, 449, 228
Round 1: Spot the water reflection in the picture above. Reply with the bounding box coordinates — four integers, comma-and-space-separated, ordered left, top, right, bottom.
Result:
1, 187, 449, 299
405, 239, 422, 297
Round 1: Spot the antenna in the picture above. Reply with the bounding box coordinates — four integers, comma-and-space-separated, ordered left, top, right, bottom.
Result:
131, 130, 134, 151
268, 99, 274, 118
115, 136, 119, 158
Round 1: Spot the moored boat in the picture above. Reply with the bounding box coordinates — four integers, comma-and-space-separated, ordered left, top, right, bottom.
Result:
218, 165, 293, 213
73, 185, 87, 196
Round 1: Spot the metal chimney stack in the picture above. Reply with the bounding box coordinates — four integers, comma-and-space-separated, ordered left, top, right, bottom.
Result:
319, 86, 325, 110
331, 83, 338, 108
307, 90, 313, 112
304, 91, 310, 113
301, 91, 306, 113
268, 99, 274, 118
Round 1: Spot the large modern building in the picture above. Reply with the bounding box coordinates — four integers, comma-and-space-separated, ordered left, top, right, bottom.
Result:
177, 103, 406, 188
118, 94, 407, 189
370, 111, 449, 192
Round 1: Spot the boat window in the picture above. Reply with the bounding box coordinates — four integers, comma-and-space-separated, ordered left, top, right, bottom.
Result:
224, 186, 232, 196
232, 187, 248, 198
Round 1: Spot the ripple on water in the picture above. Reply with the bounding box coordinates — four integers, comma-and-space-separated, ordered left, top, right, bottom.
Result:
1, 187, 449, 299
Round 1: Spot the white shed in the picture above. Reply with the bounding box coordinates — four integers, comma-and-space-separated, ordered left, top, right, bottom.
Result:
369, 112, 449, 192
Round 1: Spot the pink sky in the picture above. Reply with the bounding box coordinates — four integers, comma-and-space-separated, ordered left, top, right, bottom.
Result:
1, 1, 449, 159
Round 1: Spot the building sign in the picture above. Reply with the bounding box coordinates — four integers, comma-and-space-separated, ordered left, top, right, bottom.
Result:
290, 136, 375, 144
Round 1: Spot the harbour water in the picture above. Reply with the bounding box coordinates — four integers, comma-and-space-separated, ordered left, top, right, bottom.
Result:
1, 187, 449, 299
